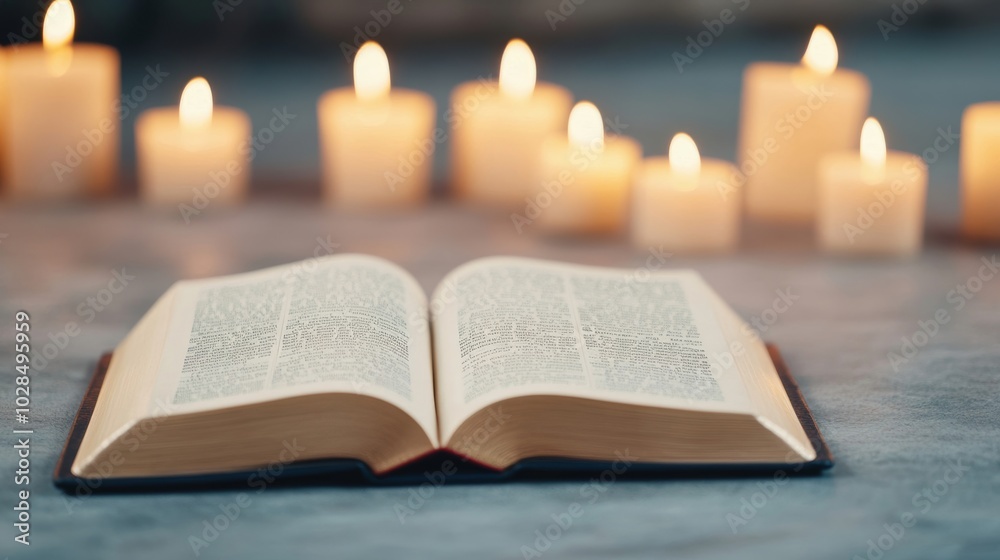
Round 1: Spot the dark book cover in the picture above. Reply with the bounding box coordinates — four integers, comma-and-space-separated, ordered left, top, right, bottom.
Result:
54, 344, 833, 494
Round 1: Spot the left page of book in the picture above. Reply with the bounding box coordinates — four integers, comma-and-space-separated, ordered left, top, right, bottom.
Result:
147, 254, 439, 446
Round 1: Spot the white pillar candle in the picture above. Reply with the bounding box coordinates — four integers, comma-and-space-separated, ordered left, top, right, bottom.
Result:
2, 0, 119, 200
631, 133, 740, 253
136, 77, 251, 207
960, 102, 1000, 242
739, 25, 870, 223
531, 101, 641, 235
318, 41, 436, 209
818, 118, 928, 256
450, 39, 572, 208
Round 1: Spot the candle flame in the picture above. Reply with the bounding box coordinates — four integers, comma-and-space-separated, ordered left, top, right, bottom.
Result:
354, 42, 391, 101
43, 0, 75, 51
860, 117, 886, 175
179, 77, 213, 130
568, 101, 604, 152
668, 133, 701, 189
801, 25, 838, 76
499, 39, 536, 100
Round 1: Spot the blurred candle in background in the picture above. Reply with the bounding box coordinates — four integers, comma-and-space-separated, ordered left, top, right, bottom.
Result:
738, 25, 870, 223
817, 118, 927, 256
960, 102, 1000, 242
2, 0, 119, 200
318, 41, 436, 208
532, 101, 641, 235
631, 133, 740, 253
136, 77, 251, 207
450, 39, 572, 208
0, 48, 7, 183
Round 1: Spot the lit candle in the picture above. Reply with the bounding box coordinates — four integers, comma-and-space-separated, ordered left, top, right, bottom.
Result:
631, 133, 740, 253
530, 101, 641, 235
738, 25, 870, 222
2, 0, 119, 200
136, 77, 251, 206
318, 41, 436, 208
817, 118, 927, 256
450, 39, 572, 208
960, 102, 1000, 242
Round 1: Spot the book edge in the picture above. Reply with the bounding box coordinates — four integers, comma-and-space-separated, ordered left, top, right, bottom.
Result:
54, 344, 832, 492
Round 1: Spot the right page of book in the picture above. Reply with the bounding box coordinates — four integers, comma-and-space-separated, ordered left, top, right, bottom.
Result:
432, 256, 758, 445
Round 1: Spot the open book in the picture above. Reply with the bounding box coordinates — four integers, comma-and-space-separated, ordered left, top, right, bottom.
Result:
58, 255, 828, 486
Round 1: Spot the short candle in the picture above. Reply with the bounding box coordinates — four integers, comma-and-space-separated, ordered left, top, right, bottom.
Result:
450, 39, 572, 208
530, 101, 641, 235
2, 0, 119, 200
136, 77, 252, 207
817, 118, 927, 256
631, 133, 740, 253
738, 25, 870, 223
960, 102, 1000, 242
318, 41, 436, 208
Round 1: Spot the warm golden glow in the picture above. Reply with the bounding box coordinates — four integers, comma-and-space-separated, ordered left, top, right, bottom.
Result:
354, 42, 391, 101
179, 77, 213, 130
860, 117, 887, 176
668, 133, 701, 190
499, 39, 536, 100
801, 25, 838, 76
568, 101, 604, 152
43, 0, 75, 51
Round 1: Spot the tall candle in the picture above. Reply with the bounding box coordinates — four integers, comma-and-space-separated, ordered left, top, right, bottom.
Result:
450, 39, 572, 208
960, 102, 1000, 242
817, 118, 927, 256
529, 101, 641, 235
1, 0, 119, 200
631, 133, 740, 253
738, 25, 870, 222
318, 41, 435, 208
136, 77, 251, 207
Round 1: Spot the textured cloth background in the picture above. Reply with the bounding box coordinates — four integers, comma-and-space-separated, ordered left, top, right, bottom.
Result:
0, 201, 997, 559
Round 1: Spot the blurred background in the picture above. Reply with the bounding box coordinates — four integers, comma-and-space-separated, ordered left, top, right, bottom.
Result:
2, 0, 998, 226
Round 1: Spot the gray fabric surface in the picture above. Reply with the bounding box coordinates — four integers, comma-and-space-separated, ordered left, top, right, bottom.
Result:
0, 201, 998, 559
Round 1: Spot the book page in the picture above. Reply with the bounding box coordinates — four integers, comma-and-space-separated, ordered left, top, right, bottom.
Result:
432, 257, 754, 444
149, 254, 438, 445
